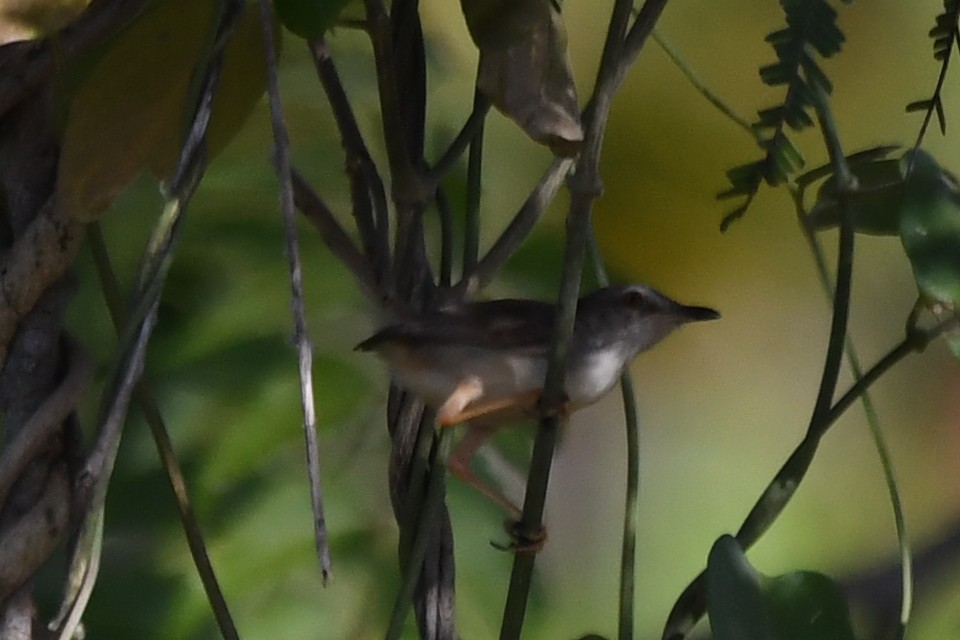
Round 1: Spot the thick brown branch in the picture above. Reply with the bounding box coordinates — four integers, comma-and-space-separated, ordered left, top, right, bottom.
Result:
0, 460, 69, 602
0, 199, 85, 371
0, 343, 91, 508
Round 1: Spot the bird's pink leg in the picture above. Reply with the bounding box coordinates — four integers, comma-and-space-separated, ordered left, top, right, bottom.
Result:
438, 388, 543, 426
436, 377, 485, 426
447, 424, 521, 518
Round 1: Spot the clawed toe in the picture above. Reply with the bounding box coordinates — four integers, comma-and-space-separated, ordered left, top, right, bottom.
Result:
490, 519, 548, 554
534, 392, 570, 421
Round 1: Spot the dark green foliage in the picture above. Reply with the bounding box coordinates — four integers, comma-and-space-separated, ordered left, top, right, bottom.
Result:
273, 0, 352, 39
707, 535, 857, 640
719, 0, 850, 231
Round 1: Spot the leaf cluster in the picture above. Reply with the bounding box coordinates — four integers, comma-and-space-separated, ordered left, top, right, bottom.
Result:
718, 0, 850, 230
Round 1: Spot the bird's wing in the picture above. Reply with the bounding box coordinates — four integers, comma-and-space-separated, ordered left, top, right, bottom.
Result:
356, 299, 556, 352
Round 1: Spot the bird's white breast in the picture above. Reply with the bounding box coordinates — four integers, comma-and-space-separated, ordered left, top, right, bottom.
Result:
564, 346, 627, 405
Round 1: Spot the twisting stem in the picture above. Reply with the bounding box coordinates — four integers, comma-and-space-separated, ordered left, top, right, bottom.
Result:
386, 427, 454, 640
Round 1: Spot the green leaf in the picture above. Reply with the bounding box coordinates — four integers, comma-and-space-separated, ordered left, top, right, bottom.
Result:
707, 535, 857, 640
707, 535, 771, 640
807, 157, 904, 235
898, 149, 960, 310
57, 0, 278, 221
763, 572, 857, 640
272, 0, 352, 39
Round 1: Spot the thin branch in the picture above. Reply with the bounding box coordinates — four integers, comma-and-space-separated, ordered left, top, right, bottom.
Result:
362, 0, 421, 201
622, 0, 670, 77
453, 157, 573, 298
308, 37, 391, 281
435, 189, 454, 287
827, 323, 950, 420
502, 2, 669, 635
733, 79, 855, 582
653, 29, 755, 137
87, 224, 239, 640
793, 189, 913, 633
423, 97, 491, 190
586, 229, 641, 640
806, 84, 856, 428
291, 170, 387, 307
55, 300, 161, 640
258, 0, 331, 585
52, 4, 242, 633
462, 85, 485, 277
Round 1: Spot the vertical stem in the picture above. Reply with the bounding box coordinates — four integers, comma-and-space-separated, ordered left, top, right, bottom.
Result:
462, 86, 485, 278
500, 1, 670, 635
258, 0, 332, 582
587, 230, 640, 640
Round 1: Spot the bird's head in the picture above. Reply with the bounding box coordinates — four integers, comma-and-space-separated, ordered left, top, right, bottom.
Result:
576, 284, 720, 356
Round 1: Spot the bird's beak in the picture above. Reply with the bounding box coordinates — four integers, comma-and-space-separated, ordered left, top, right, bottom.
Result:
678, 305, 721, 323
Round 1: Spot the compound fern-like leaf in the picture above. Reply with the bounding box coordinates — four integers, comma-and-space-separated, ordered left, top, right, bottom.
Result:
907, 0, 960, 143
719, 0, 850, 231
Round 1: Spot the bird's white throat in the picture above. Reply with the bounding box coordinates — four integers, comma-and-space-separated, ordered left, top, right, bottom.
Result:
565, 346, 628, 405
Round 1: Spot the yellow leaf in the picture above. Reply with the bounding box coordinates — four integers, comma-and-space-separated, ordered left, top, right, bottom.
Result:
0, 0, 90, 44
56, 0, 278, 221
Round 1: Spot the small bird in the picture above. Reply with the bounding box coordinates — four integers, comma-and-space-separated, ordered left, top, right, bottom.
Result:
357, 283, 719, 514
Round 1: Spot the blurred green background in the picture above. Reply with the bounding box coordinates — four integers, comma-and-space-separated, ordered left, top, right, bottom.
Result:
42, 0, 960, 637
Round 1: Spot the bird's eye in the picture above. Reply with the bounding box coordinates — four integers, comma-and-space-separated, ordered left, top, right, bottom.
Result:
622, 289, 652, 311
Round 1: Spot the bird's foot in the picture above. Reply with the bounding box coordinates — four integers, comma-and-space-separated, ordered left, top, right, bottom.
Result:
532, 392, 570, 421
491, 519, 547, 555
